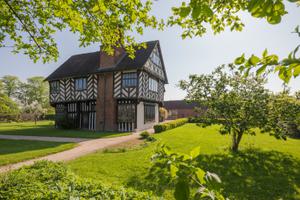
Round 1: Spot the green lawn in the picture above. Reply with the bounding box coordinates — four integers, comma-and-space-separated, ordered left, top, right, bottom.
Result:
68, 123, 300, 200
0, 121, 130, 138
0, 139, 76, 166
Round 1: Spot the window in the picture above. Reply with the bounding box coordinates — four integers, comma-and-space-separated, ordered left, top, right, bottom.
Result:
122, 72, 137, 88
150, 52, 161, 67
144, 104, 155, 123
149, 78, 158, 92
75, 78, 87, 91
50, 81, 60, 94
118, 104, 135, 122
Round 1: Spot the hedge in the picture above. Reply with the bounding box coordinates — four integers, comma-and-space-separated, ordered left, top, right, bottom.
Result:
153, 118, 188, 133
0, 161, 152, 200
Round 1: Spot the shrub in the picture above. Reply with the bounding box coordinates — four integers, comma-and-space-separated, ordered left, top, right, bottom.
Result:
154, 118, 188, 133
146, 136, 156, 142
0, 161, 151, 200
140, 131, 150, 139
56, 116, 76, 129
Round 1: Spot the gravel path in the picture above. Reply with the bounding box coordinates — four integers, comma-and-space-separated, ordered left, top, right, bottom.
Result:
0, 121, 171, 174
0, 131, 149, 173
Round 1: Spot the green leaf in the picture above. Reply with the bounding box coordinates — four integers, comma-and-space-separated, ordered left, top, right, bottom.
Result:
256, 65, 267, 76
191, 5, 201, 19
180, 7, 191, 18
249, 55, 260, 65
267, 15, 281, 24
174, 181, 190, 200
202, 4, 213, 17
170, 164, 179, 178
190, 146, 201, 159
234, 54, 245, 65
293, 64, 300, 77
195, 168, 206, 184
262, 49, 268, 57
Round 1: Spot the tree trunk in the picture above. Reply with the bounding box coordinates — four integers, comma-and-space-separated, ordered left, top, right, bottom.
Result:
231, 131, 243, 152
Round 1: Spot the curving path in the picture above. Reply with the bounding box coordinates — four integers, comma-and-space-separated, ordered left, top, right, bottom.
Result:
0, 133, 141, 173
0, 121, 172, 174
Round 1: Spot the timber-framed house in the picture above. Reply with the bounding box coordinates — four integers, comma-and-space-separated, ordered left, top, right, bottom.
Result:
46, 40, 168, 132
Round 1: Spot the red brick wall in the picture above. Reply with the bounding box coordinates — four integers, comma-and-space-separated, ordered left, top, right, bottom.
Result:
99, 47, 125, 68
96, 73, 117, 131
167, 109, 197, 120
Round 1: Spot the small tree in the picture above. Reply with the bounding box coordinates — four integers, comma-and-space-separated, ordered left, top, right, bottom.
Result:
22, 101, 47, 124
159, 107, 168, 121
179, 65, 270, 152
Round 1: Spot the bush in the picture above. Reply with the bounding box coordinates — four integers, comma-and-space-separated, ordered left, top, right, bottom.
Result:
140, 131, 150, 139
0, 161, 151, 200
153, 118, 188, 133
56, 116, 76, 129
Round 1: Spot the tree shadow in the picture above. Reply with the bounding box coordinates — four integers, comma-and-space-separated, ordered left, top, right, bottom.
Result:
0, 124, 127, 138
125, 149, 300, 199
0, 140, 70, 155
197, 149, 300, 200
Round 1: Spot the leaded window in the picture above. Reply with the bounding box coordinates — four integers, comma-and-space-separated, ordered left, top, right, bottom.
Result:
118, 104, 136, 122
150, 52, 161, 67
144, 103, 155, 123
122, 72, 137, 88
149, 78, 158, 92
50, 81, 60, 94
75, 78, 87, 91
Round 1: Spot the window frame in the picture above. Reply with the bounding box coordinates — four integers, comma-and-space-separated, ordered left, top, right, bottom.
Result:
144, 103, 156, 123
117, 103, 136, 123
75, 78, 87, 91
148, 77, 158, 92
122, 72, 137, 88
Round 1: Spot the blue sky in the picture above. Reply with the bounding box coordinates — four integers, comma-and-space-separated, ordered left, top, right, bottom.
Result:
0, 1, 299, 100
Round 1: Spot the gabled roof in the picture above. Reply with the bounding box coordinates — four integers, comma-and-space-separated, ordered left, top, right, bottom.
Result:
46, 40, 168, 82
46, 51, 99, 81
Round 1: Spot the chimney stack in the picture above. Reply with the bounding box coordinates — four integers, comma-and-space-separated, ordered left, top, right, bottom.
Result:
99, 46, 125, 68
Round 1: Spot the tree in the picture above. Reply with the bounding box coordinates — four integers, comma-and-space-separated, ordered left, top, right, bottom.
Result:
0, 80, 4, 94
168, 0, 300, 82
1, 75, 21, 98
264, 93, 300, 138
0, 0, 162, 62
22, 101, 47, 124
26, 76, 49, 106
0, 93, 19, 117
179, 65, 270, 152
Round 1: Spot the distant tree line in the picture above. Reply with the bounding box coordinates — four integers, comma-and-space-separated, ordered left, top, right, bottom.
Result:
0, 75, 53, 122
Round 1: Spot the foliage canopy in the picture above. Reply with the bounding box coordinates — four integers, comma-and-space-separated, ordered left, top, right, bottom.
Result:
179, 65, 270, 151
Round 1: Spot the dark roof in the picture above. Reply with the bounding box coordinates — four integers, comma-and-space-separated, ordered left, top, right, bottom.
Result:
46, 40, 168, 82
163, 100, 198, 110
46, 51, 99, 81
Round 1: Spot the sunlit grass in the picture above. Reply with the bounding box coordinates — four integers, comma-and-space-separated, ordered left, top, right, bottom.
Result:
68, 123, 300, 199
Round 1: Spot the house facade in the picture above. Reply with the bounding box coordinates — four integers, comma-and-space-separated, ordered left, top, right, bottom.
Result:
46, 41, 168, 132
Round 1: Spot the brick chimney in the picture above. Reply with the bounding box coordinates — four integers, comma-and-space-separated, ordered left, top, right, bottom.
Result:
99, 46, 125, 68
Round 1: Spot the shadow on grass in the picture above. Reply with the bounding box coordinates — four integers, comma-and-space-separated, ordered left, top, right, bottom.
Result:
0, 125, 129, 139
126, 149, 300, 200
197, 149, 300, 200
0, 139, 70, 155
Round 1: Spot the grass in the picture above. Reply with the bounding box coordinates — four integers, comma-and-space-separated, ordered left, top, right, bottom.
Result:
0, 139, 76, 166
0, 121, 130, 138
68, 123, 300, 200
